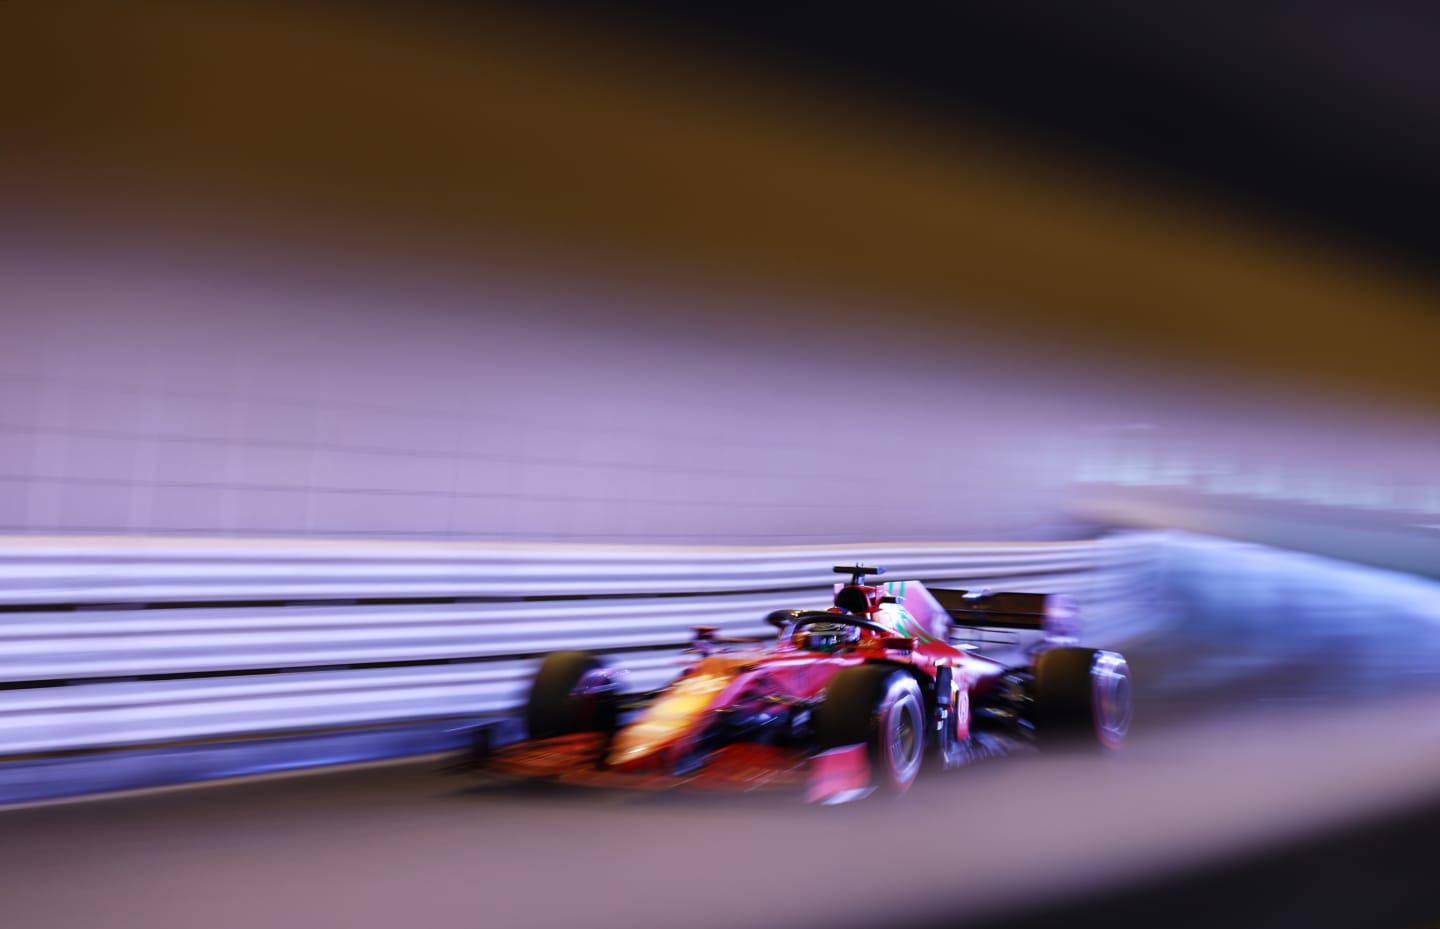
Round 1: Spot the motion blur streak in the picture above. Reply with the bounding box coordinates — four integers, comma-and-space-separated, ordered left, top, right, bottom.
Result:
2, 671, 1439, 929
2, 1, 1438, 547
3, 534, 1440, 928
2, 3, 1440, 927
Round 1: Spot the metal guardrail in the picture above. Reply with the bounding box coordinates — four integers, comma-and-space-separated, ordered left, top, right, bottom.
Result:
0, 536, 1134, 603
0, 534, 1162, 756
0, 655, 693, 756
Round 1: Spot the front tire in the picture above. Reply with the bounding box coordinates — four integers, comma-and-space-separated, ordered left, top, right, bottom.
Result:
815, 667, 927, 794
526, 650, 612, 740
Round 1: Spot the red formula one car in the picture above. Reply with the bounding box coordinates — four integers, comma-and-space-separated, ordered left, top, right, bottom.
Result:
477, 566, 1131, 802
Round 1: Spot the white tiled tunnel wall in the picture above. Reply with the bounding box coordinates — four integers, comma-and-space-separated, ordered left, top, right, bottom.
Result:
0, 252, 1089, 543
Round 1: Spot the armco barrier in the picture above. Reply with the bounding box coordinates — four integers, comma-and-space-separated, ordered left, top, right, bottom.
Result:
0, 536, 1137, 603
0, 534, 1163, 756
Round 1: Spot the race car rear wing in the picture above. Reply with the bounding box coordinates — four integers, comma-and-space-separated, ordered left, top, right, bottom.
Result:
927, 587, 1079, 648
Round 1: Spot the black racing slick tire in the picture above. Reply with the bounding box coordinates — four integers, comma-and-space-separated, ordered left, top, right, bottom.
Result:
525, 650, 611, 741
815, 667, 927, 795
1032, 647, 1132, 751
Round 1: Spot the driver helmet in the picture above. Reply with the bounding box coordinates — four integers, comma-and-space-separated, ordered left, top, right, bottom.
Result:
801, 621, 861, 653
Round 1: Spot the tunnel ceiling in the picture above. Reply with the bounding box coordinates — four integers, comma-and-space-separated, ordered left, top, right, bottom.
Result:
4, 2, 1440, 421
507, 1, 1440, 284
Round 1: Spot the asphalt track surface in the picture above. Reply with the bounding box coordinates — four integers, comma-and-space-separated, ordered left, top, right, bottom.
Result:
4, 535, 1440, 929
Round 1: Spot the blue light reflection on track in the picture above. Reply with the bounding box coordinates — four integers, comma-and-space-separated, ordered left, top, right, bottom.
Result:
1130, 531, 1440, 721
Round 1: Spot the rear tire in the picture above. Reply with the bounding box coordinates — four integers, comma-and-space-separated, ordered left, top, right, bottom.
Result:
1032, 647, 1131, 750
526, 650, 611, 740
815, 667, 927, 794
